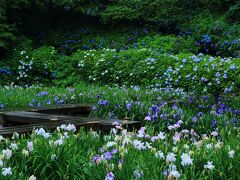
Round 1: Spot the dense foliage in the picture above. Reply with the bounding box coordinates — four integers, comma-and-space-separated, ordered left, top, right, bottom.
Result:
0, 1, 15, 50
2, 44, 239, 94
64, 49, 240, 93
0, 0, 240, 53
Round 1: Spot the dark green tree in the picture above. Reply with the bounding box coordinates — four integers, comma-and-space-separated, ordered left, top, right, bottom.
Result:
0, 1, 15, 50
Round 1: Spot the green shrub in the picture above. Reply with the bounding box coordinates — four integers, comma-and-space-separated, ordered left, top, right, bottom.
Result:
54, 56, 79, 86
136, 35, 199, 54
180, 13, 240, 58
9, 36, 33, 66
181, 12, 228, 36
0, 37, 33, 85
15, 46, 57, 85
54, 49, 106, 86
0, 64, 13, 85
174, 36, 199, 54
52, 28, 151, 55
100, 0, 186, 29
225, 1, 240, 23
137, 35, 176, 53
31, 46, 57, 72
71, 48, 240, 94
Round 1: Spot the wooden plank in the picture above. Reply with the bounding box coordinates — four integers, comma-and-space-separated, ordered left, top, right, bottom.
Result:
0, 119, 141, 136
3, 111, 91, 124
3, 111, 141, 128
1, 103, 141, 136
0, 104, 93, 115
0, 112, 4, 128
28, 104, 93, 115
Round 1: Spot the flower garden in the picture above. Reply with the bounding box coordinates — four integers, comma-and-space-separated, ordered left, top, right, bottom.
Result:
1, 1, 240, 179
0, 81, 239, 179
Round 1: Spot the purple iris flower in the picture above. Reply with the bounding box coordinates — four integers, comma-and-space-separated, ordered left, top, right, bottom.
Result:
104, 152, 113, 160
29, 103, 34, 107
189, 97, 193, 103
36, 92, 48, 97
152, 113, 158, 121
192, 116, 198, 122
92, 155, 102, 162
118, 159, 123, 164
138, 127, 145, 135
234, 110, 239, 116
46, 100, 51, 105
151, 105, 158, 113
160, 113, 167, 119
126, 102, 132, 110
217, 108, 223, 115
216, 72, 220, 77
115, 104, 120, 109
233, 118, 238, 123
162, 169, 168, 176
172, 103, 178, 110
100, 147, 105, 153
105, 172, 114, 180
218, 97, 222, 102
201, 96, 207, 100
98, 100, 109, 106
111, 149, 118, 154
197, 112, 204, 117
219, 103, 226, 110
211, 119, 217, 127
56, 99, 64, 105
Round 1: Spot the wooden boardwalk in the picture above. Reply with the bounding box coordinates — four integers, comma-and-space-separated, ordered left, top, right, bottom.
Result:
0, 104, 141, 136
